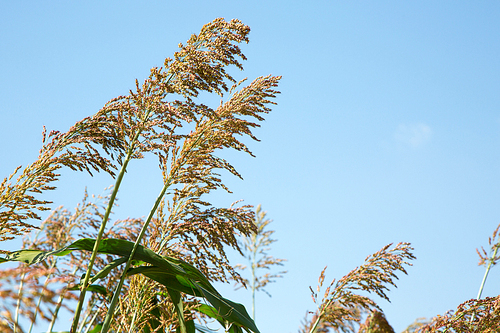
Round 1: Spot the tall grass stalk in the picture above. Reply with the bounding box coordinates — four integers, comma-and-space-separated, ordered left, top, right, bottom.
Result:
301, 243, 414, 333
47, 266, 79, 333
476, 235, 499, 299
1, 18, 279, 333
13, 271, 25, 333
28, 258, 58, 333
470, 225, 500, 324
71, 109, 152, 332
100, 112, 204, 333
80, 302, 105, 333
101, 111, 213, 333
235, 205, 287, 321
307, 298, 333, 333
476, 245, 498, 300
100, 175, 169, 332
251, 238, 257, 320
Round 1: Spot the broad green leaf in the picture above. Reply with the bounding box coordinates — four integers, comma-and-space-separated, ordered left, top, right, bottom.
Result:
168, 288, 188, 333
131, 266, 257, 332
88, 324, 103, 333
2, 239, 207, 286
90, 256, 127, 282
196, 305, 243, 333
85, 284, 108, 296
196, 283, 258, 333
183, 320, 196, 333
1, 238, 259, 333
69, 257, 127, 292
127, 266, 204, 297
3, 247, 75, 264
196, 304, 222, 320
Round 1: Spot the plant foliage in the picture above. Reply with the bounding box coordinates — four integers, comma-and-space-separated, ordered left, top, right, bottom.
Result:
0, 18, 280, 333
1, 15, 497, 333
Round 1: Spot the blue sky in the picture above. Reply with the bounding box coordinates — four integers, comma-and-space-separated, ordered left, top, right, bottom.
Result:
1, 1, 500, 332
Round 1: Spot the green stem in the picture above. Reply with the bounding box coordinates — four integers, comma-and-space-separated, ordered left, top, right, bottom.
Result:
471, 244, 499, 323
28, 258, 58, 333
47, 266, 79, 333
100, 176, 172, 332
124, 196, 185, 332
476, 245, 498, 300
251, 233, 257, 321
13, 270, 26, 333
80, 301, 105, 333
71, 110, 152, 333
70, 152, 130, 332
100, 126, 207, 333
47, 292, 65, 333
308, 298, 333, 333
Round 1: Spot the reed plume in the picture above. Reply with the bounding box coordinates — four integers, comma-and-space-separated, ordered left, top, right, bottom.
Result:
0, 18, 280, 333
302, 243, 415, 333
417, 296, 500, 332
234, 204, 287, 320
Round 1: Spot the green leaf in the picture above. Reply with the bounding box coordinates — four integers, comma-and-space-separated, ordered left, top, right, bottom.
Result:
196, 284, 257, 333
2, 247, 75, 264
69, 257, 127, 294
88, 324, 103, 333
185, 320, 196, 333
196, 304, 224, 321
168, 288, 188, 333
131, 267, 257, 332
1, 238, 259, 333
196, 305, 243, 333
127, 266, 204, 297
91, 256, 128, 282
81, 284, 108, 296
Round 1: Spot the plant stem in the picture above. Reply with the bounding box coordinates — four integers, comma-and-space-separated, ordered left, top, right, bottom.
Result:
100, 126, 207, 333
471, 244, 499, 323
476, 245, 498, 300
251, 232, 257, 321
71, 110, 151, 333
47, 291, 65, 333
70, 153, 130, 332
13, 270, 26, 333
100, 179, 170, 332
308, 298, 333, 333
100, 172, 173, 332
28, 258, 57, 333
80, 301, 105, 333
47, 266, 79, 333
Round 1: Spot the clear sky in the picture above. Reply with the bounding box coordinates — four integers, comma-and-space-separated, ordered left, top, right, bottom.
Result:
1, 1, 500, 332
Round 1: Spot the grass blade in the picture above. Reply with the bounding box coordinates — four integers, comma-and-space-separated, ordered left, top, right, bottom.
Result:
1, 237, 259, 333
